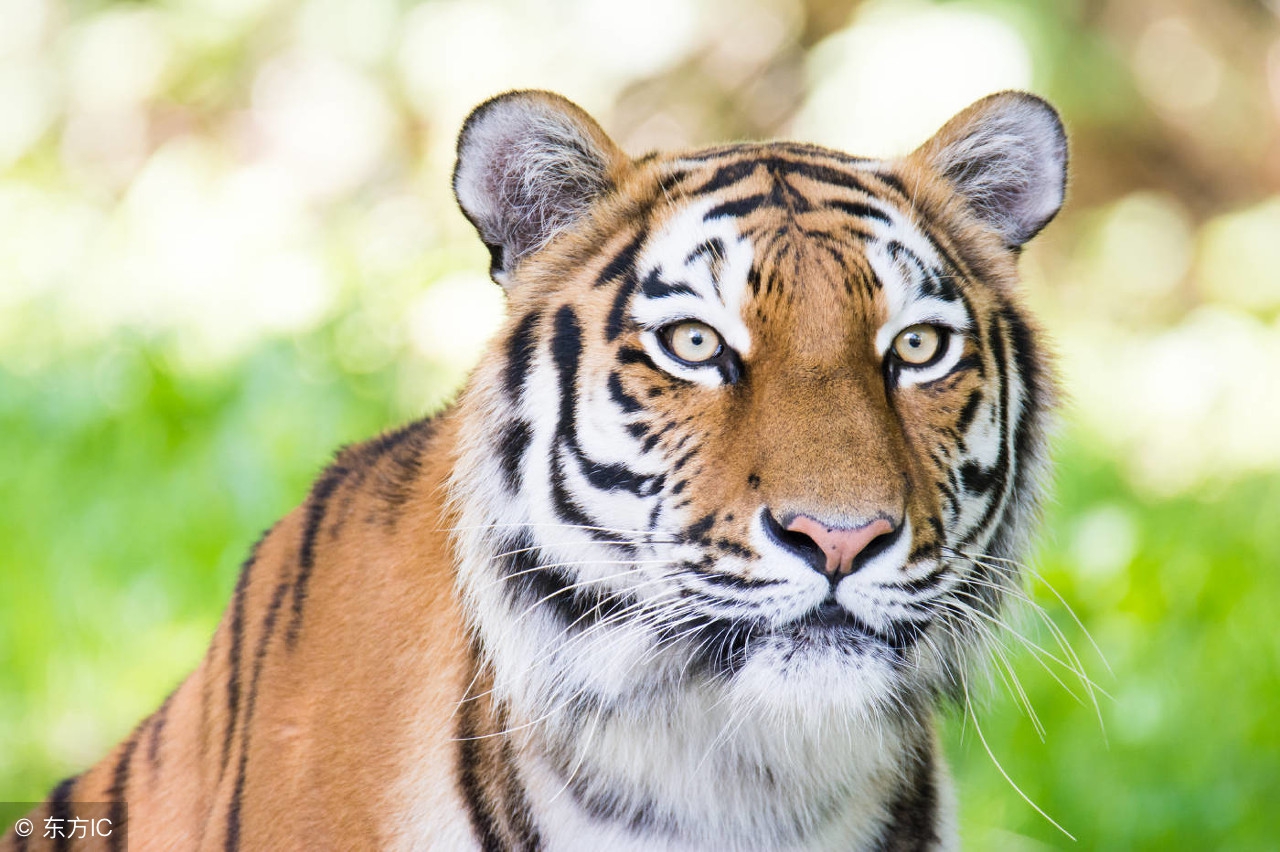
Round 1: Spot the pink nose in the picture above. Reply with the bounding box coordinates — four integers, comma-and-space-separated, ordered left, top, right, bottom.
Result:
785, 515, 895, 576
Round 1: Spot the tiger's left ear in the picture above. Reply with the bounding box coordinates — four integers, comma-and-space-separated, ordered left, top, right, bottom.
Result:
453, 90, 627, 287
912, 91, 1067, 249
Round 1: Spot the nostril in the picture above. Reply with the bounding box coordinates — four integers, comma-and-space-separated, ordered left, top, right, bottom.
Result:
781, 513, 899, 577
849, 523, 900, 574
762, 508, 827, 575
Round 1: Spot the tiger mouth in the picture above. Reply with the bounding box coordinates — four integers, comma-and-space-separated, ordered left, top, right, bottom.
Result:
783, 597, 924, 654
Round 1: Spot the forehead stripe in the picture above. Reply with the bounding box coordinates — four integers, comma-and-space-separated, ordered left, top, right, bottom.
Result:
640, 269, 697, 300
595, 229, 645, 289
826, 199, 892, 225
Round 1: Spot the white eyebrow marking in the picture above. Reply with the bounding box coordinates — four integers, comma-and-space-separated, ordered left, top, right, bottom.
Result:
631, 198, 755, 359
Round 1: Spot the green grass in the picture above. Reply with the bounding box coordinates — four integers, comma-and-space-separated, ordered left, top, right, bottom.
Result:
2, 334, 1278, 849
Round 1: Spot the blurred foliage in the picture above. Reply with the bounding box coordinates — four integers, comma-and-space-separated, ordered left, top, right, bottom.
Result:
2, 0, 1280, 848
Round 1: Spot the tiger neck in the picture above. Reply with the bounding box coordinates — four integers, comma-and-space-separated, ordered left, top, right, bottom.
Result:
456, 653, 950, 851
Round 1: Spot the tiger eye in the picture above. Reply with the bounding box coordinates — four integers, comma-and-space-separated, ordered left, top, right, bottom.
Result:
666, 321, 723, 363
892, 324, 943, 365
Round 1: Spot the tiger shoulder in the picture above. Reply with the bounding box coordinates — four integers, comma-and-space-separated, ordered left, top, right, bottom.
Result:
6, 88, 1067, 851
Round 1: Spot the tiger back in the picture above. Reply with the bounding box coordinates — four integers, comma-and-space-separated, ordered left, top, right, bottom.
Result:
5, 89, 1065, 851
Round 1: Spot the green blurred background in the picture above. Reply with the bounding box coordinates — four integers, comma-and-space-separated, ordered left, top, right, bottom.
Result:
2, 0, 1279, 848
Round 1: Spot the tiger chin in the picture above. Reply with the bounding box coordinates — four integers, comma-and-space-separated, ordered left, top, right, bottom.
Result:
8, 90, 1065, 851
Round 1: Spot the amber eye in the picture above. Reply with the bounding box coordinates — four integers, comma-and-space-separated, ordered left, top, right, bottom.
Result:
892, 324, 946, 366
662, 321, 723, 364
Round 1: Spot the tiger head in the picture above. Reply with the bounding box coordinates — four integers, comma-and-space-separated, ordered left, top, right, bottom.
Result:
448, 91, 1064, 736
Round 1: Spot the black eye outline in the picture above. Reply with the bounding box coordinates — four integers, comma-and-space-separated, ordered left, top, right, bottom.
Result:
655, 320, 743, 384
888, 323, 952, 370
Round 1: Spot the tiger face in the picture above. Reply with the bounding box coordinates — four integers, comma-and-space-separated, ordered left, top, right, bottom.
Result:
450, 91, 1062, 743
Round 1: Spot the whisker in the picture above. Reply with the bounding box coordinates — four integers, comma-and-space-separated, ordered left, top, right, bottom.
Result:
949, 547, 1112, 676
444, 520, 681, 541
961, 674, 1076, 841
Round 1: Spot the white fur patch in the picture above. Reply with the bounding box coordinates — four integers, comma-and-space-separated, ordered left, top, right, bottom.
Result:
632, 199, 755, 386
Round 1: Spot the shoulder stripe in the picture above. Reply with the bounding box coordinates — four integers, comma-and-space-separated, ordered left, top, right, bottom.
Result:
106, 734, 138, 852
221, 536, 262, 779
286, 462, 351, 647
226, 577, 290, 852
147, 689, 173, 769
47, 776, 76, 852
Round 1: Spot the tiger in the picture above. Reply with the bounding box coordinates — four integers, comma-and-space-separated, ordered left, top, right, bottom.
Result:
5, 88, 1066, 851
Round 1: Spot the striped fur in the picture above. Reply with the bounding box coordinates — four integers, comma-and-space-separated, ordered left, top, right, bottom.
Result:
6, 90, 1064, 851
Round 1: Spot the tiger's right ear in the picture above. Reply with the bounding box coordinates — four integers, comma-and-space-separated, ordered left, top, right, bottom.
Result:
453, 91, 625, 287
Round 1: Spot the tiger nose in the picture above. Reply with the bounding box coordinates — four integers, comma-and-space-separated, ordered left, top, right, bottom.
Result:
784, 514, 897, 577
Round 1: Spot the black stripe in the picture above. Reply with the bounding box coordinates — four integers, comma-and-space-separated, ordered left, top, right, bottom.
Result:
106, 735, 139, 852
286, 461, 351, 646
766, 165, 816, 215
704, 194, 772, 221
47, 776, 76, 852
684, 562, 782, 590
774, 157, 879, 195
684, 237, 726, 272
499, 732, 543, 851
505, 311, 542, 399
148, 689, 174, 768
685, 512, 716, 541
607, 372, 641, 414
497, 420, 532, 493
677, 616, 753, 680
572, 447, 663, 496
221, 535, 263, 779
958, 457, 1000, 494
874, 740, 939, 851
548, 306, 605, 534
827, 199, 891, 224
874, 171, 910, 199
656, 168, 688, 196
639, 269, 696, 300
225, 578, 290, 852
885, 564, 948, 596
456, 679, 503, 851
954, 388, 984, 436
548, 447, 618, 543
596, 231, 644, 289
985, 306, 1045, 559
695, 159, 763, 195
959, 313, 1013, 544
500, 533, 632, 631
1005, 306, 1044, 500
616, 345, 659, 371
550, 306, 582, 431
604, 269, 637, 342
549, 306, 659, 525
371, 421, 435, 519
